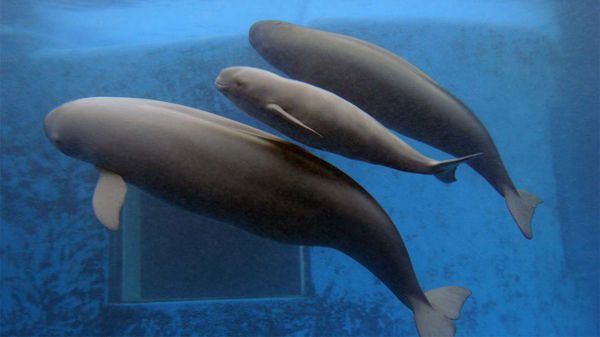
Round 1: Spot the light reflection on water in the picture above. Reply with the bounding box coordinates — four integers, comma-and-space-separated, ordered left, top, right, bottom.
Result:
2, 0, 555, 50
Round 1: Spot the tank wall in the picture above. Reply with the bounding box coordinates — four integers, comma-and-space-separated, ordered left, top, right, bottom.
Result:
1, 11, 598, 337
550, 4, 600, 335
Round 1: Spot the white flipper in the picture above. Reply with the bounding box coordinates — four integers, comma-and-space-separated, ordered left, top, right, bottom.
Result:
265, 103, 323, 138
92, 168, 127, 231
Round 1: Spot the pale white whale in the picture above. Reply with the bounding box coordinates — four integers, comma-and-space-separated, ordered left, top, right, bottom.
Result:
44, 97, 471, 337
216, 66, 481, 183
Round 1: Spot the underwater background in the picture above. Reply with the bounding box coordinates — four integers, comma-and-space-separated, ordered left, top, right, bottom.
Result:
1, 1, 598, 336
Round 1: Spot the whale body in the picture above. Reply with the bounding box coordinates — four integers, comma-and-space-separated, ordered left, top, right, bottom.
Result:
44, 97, 470, 337
249, 20, 542, 239
215, 66, 480, 183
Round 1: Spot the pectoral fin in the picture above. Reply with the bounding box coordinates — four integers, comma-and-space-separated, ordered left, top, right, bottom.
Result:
92, 168, 127, 231
265, 103, 323, 138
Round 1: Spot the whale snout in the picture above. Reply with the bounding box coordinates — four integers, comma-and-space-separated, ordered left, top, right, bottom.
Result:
215, 67, 250, 94
249, 20, 288, 48
214, 76, 229, 91
44, 107, 61, 146
44, 99, 88, 152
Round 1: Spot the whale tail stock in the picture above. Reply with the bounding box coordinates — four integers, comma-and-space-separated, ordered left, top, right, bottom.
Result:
506, 189, 543, 239
413, 286, 471, 337
432, 152, 482, 184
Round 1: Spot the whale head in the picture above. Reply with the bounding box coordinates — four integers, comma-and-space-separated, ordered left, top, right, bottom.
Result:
215, 66, 280, 113
214, 66, 246, 95
45, 99, 92, 159
249, 20, 290, 51
44, 97, 125, 165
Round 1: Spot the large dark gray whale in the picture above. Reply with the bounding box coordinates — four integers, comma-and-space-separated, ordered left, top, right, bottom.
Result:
44, 97, 470, 337
216, 66, 481, 183
249, 20, 542, 239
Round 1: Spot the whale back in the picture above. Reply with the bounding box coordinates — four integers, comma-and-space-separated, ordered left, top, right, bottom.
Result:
249, 21, 516, 196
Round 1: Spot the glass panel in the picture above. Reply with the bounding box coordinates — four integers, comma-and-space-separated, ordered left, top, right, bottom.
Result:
111, 186, 307, 302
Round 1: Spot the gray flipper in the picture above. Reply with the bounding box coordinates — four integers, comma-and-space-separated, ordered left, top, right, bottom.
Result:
432, 152, 483, 184
265, 103, 323, 138
92, 168, 127, 231
413, 286, 471, 337
506, 189, 543, 239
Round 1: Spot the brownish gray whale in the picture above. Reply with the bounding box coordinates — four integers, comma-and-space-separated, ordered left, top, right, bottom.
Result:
249, 20, 542, 239
44, 97, 470, 337
215, 66, 481, 183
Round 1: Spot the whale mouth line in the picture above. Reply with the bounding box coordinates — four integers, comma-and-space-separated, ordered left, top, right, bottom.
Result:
214, 81, 229, 90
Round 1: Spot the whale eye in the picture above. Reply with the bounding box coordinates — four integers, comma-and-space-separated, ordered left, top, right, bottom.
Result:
51, 133, 62, 146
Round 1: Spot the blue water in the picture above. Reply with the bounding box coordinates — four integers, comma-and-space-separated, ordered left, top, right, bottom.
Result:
1, 1, 598, 336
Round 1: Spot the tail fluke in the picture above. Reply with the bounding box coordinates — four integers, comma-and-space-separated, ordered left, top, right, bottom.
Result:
506, 189, 543, 239
414, 286, 471, 337
425, 286, 472, 320
432, 153, 482, 184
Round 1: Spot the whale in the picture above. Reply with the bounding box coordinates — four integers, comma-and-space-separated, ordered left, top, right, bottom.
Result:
44, 97, 470, 337
248, 20, 542, 239
215, 66, 481, 183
